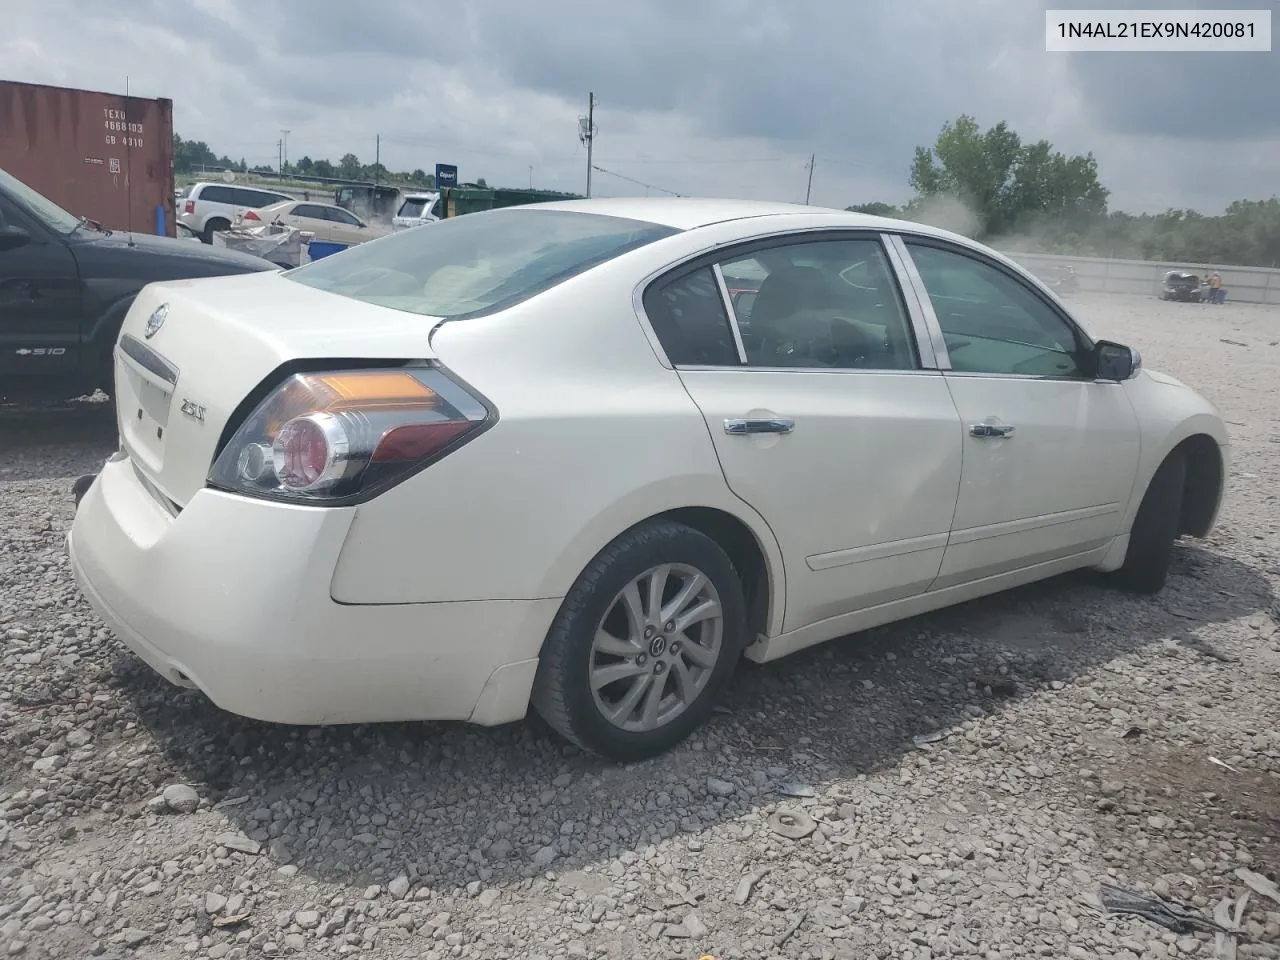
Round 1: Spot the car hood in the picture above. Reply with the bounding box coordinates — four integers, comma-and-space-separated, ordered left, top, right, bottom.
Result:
1143, 368, 1190, 390
68, 229, 277, 278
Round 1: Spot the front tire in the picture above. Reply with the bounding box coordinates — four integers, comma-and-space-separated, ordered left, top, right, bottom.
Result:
1112, 451, 1186, 594
531, 520, 747, 761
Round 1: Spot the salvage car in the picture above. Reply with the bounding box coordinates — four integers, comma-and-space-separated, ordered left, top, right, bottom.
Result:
68, 198, 1228, 760
0, 167, 277, 402
236, 200, 384, 246
1159, 269, 1206, 302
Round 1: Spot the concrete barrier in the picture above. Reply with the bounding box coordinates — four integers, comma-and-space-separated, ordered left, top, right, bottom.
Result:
998, 250, 1280, 306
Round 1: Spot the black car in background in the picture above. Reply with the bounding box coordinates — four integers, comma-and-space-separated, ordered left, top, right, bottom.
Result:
1159, 270, 1206, 302
0, 167, 276, 403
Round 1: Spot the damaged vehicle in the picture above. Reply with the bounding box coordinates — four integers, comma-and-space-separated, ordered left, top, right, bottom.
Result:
68, 198, 1228, 760
1159, 270, 1206, 302
392, 192, 442, 230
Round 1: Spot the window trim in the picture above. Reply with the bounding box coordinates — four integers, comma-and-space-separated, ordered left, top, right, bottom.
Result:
635, 229, 937, 375
711, 263, 749, 364
892, 233, 1097, 381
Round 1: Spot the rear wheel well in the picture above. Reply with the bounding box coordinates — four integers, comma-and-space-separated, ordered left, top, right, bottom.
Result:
660, 507, 773, 645
1171, 434, 1223, 537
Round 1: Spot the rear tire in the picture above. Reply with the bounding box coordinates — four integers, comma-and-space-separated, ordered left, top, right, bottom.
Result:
1112, 451, 1186, 594
202, 218, 229, 244
531, 520, 746, 761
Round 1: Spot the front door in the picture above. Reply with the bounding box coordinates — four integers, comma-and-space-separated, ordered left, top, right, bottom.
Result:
323, 206, 368, 245
642, 234, 964, 634
899, 239, 1141, 588
0, 197, 81, 391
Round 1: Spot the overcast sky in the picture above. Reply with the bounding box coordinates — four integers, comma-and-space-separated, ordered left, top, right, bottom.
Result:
3, 0, 1274, 214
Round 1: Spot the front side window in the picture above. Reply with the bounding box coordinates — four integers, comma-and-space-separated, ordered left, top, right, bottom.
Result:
906, 243, 1086, 378
287, 208, 679, 319
328, 207, 362, 226
720, 238, 918, 370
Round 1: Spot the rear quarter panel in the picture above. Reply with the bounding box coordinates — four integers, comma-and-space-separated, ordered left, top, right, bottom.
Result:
327, 246, 787, 631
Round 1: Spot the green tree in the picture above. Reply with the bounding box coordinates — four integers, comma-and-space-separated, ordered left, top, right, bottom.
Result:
909, 115, 1108, 238
294, 156, 314, 175
338, 153, 362, 179
846, 201, 900, 217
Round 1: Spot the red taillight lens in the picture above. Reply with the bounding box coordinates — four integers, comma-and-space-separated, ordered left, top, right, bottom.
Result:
372, 421, 474, 462
209, 366, 491, 503
243, 210, 260, 221
183, 200, 195, 214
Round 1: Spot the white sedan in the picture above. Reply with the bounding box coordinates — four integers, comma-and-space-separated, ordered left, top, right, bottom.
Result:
236, 199, 379, 246
68, 198, 1228, 760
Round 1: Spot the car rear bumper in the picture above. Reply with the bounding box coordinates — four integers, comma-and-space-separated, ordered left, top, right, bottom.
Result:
68, 457, 559, 726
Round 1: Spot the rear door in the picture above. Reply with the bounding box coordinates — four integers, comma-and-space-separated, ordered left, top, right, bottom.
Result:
642, 232, 964, 634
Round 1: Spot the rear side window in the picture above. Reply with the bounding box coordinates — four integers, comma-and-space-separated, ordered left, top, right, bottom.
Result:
197, 185, 235, 204
643, 268, 741, 366
286, 208, 679, 320
236, 188, 287, 207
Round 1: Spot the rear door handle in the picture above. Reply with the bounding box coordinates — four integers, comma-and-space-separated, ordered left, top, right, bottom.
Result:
724, 417, 795, 436
969, 422, 1015, 439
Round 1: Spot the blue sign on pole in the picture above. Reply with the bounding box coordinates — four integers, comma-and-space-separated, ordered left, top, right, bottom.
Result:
435, 163, 458, 188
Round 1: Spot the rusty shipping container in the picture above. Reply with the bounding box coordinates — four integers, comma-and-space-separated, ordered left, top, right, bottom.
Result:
0, 80, 175, 237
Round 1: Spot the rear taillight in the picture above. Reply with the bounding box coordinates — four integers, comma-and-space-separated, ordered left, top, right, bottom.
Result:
183, 200, 195, 215
243, 210, 261, 222
209, 365, 492, 503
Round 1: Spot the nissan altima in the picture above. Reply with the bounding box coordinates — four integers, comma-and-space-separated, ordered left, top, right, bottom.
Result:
68, 198, 1228, 760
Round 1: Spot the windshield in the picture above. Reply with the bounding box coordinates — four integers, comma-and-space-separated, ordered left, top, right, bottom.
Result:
286, 208, 679, 319
0, 167, 82, 235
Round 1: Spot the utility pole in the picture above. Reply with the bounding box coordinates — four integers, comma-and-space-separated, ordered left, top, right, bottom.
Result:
805, 153, 815, 205
374, 134, 380, 190
280, 130, 290, 174
529, 165, 533, 190
277, 139, 283, 175
579, 92, 596, 198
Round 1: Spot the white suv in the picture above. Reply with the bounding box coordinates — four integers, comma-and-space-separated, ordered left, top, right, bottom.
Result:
391, 192, 442, 230
179, 182, 295, 244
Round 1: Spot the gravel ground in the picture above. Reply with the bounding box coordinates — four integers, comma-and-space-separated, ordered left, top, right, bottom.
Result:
1, 292, 1278, 960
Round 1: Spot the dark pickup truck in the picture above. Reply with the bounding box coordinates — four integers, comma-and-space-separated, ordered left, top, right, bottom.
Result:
1, 167, 276, 403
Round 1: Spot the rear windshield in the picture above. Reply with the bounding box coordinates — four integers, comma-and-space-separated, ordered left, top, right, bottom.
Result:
398, 198, 429, 218
285, 208, 679, 319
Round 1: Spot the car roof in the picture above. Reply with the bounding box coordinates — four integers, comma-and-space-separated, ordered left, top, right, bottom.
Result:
519, 196, 974, 243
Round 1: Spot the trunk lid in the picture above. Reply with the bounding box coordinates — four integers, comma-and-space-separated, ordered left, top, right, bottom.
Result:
115, 272, 439, 508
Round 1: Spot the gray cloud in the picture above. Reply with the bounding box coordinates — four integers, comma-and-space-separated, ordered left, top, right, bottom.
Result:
2, 0, 1274, 213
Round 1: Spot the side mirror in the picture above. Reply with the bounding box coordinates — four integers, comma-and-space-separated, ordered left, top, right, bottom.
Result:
0, 224, 31, 251
1095, 340, 1141, 381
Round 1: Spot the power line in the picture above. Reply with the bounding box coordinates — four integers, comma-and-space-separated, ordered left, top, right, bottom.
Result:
591, 165, 680, 196
593, 155, 790, 165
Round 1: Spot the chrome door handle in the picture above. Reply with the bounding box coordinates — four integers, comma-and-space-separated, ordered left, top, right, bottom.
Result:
724, 417, 795, 436
969, 422, 1015, 439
